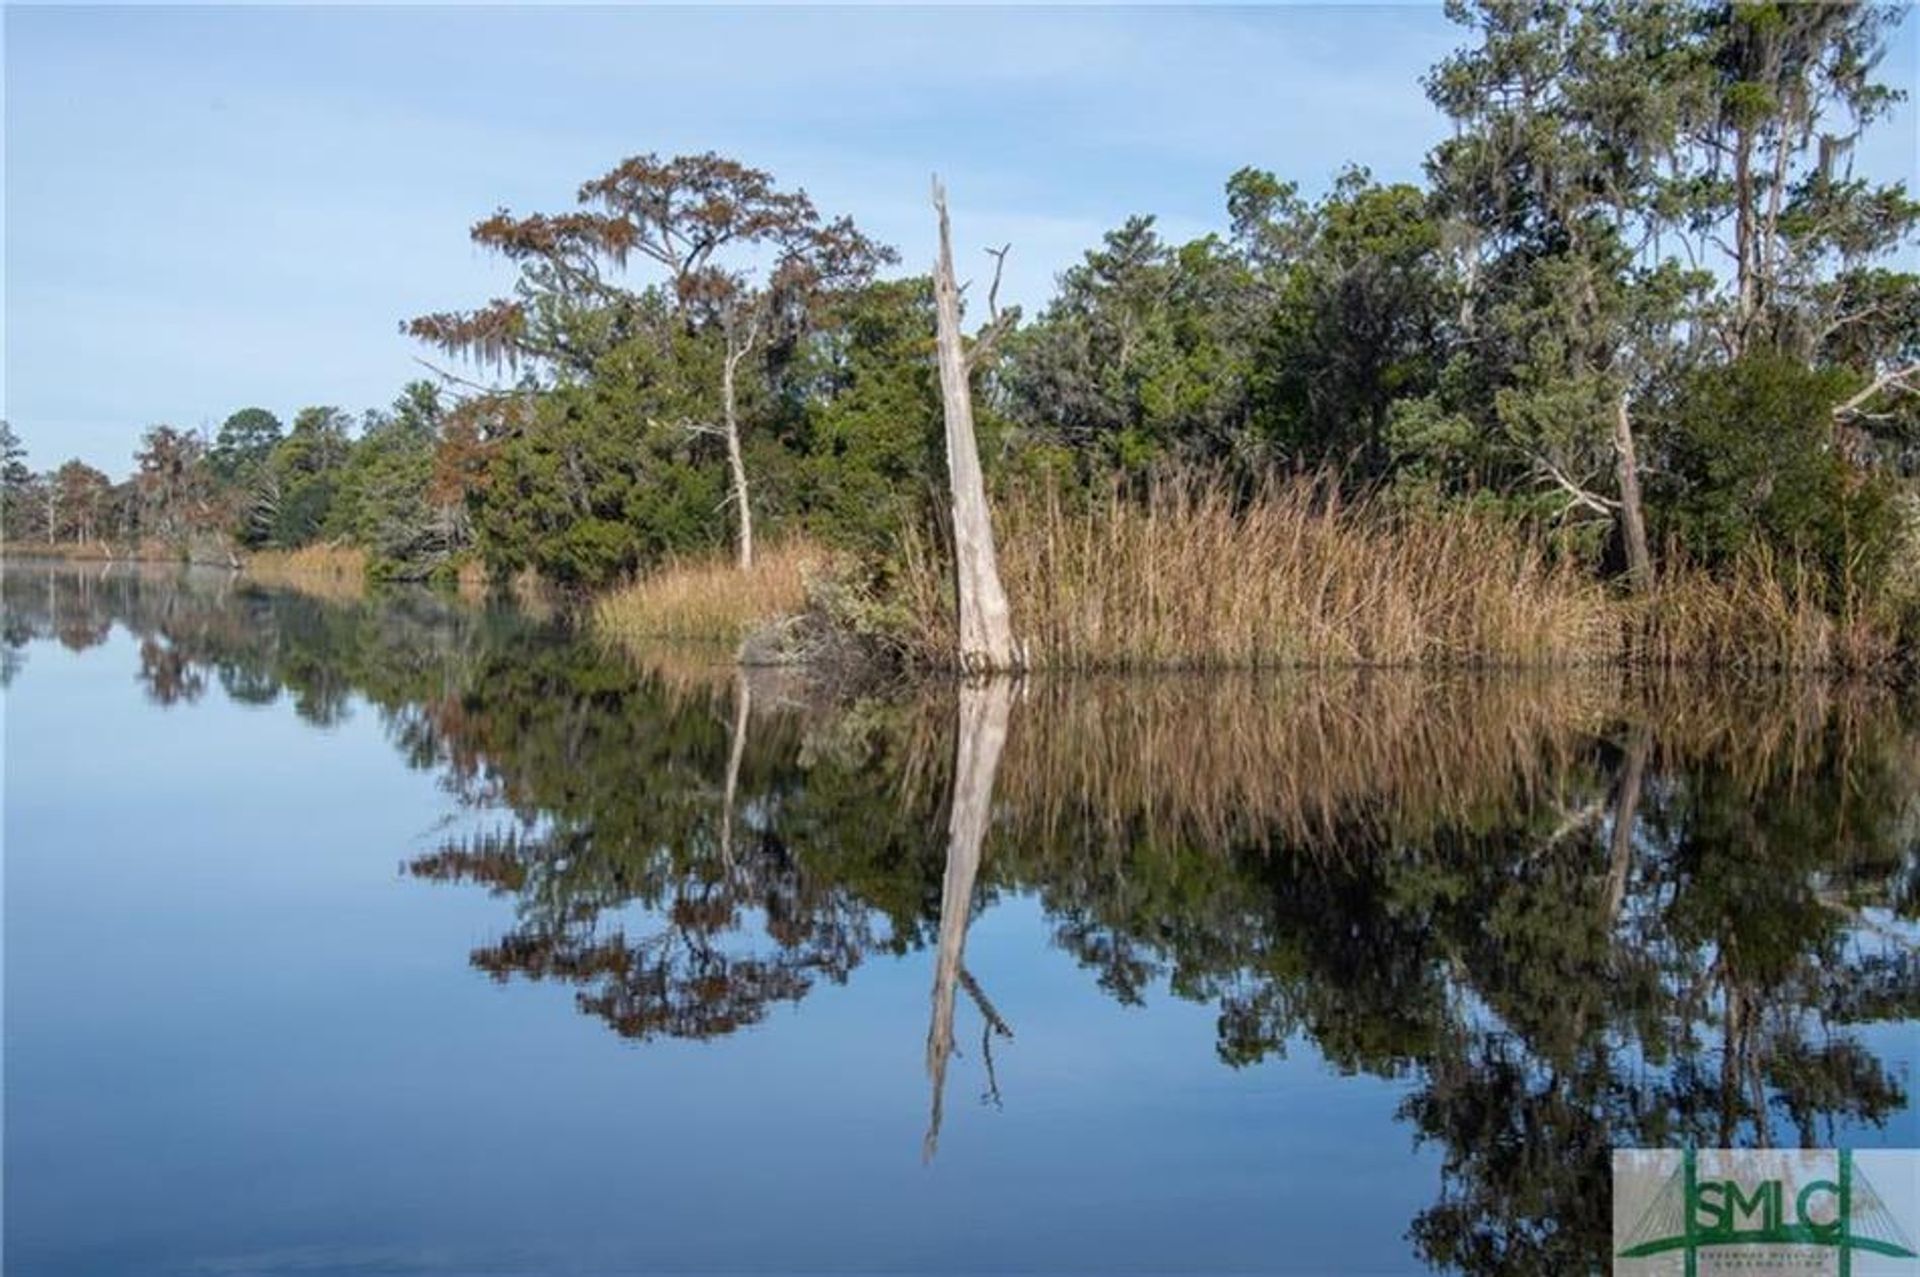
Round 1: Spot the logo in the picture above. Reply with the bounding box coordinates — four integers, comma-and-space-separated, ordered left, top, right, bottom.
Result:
1614, 1149, 1920, 1275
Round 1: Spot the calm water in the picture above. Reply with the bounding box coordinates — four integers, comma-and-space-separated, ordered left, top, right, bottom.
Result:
5, 564, 1917, 1276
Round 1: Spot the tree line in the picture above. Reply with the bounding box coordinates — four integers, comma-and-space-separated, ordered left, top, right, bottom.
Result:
6, 2, 1917, 620
0, 385, 464, 578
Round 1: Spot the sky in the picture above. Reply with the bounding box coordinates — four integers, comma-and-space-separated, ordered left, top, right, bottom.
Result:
5, 3, 1915, 475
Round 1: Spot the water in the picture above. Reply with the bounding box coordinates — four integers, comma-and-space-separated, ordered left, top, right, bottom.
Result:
5, 564, 1916, 1275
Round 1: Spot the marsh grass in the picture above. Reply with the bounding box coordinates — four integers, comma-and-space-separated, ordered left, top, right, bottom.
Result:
595, 540, 820, 645
898, 474, 1614, 669
242, 544, 369, 597
891, 473, 1907, 673
590, 472, 1907, 673
1632, 547, 1904, 672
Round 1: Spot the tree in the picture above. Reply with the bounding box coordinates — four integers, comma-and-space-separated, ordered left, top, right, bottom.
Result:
256, 408, 352, 547
1688, 3, 1920, 452
327, 382, 471, 578
796, 278, 947, 553
1425, 0, 1713, 585
1422, 0, 1920, 590
1008, 215, 1256, 472
133, 425, 214, 542
1678, 3, 1915, 359
931, 178, 1018, 672
0, 422, 34, 541
50, 460, 112, 543
1655, 351, 1902, 608
209, 407, 283, 484
409, 152, 894, 569
1242, 168, 1451, 475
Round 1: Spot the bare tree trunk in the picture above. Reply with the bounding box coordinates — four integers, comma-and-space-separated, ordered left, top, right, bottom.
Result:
1733, 128, 1756, 356
1612, 393, 1652, 590
931, 178, 1016, 673
722, 342, 754, 571
925, 678, 1013, 1161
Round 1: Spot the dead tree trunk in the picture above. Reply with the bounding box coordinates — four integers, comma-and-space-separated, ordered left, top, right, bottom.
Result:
931, 178, 1016, 673
924, 677, 1013, 1160
1612, 393, 1652, 590
722, 327, 757, 571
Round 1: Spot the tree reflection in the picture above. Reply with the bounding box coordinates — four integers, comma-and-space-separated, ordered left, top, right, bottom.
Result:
10, 565, 1917, 1275
924, 678, 1015, 1161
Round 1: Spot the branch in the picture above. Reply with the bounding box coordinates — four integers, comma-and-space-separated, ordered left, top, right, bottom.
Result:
958, 965, 1012, 1039
413, 356, 525, 399
1531, 453, 1620, 516
724, 308, 763, 373
965, 243, 1016, 373
650, 416, 727, 440
1832, 362, 1920, 421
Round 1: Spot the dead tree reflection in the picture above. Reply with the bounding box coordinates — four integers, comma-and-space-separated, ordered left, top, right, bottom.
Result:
925, 678, 1015, 1161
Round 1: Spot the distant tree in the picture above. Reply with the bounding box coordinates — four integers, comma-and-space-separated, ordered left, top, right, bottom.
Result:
133, 426, 214, 542
0, 422, 34, 540
256, 408, 352, 547
51, 460, 113, 543
328, 382, 472, 578
209, 407, 283, 483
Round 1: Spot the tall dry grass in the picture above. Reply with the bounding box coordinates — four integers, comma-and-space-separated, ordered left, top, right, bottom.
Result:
891, 474, 1909, 672
242, 544, 369, 598
595, 539, 821, 646
901, 475, 1617, 670
1632, 547, 1903, 672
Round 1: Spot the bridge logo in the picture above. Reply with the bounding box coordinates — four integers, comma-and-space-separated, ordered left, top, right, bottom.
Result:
1614, 1149, 1919, 1275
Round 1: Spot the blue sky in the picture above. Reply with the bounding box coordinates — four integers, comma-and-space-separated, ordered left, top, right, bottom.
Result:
5, 4, 1915, 474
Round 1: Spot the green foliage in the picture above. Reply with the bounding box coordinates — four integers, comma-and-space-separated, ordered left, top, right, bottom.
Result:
1654, 352, 1905, 606
1006, 216, 1257, 473
258, 407, 352, 548
795, 278, 944, 552
209, 408, 283, 484
1245, 169, 1451, 473
471, 337, 728, 586
0, 421, 34, 539
325, 383, 462, 579
41, 42, 1920, 635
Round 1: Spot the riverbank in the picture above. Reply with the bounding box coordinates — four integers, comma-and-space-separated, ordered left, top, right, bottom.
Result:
0, 537, 234, 566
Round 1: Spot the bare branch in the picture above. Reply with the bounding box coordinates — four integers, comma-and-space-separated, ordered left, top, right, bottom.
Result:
413, 356, 524, 400
958, 965, 1013, 1039
965, 243, 1017, 372
1833, 361, 1920, 420
1532, 453, 1620, 516
984, 243, 1011, 325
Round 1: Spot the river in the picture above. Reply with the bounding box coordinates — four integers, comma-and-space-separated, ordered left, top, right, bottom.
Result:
5, 564, 1916, 1274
